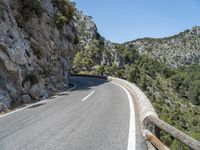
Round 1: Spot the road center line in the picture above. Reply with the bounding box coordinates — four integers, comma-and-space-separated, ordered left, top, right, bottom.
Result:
82, 90, 95, 101
112, 82, 136, 150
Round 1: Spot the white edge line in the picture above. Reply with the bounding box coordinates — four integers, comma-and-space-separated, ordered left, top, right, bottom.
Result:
112, 82, 136, 150
82, 90, 95, 101
0, 83, 77, 119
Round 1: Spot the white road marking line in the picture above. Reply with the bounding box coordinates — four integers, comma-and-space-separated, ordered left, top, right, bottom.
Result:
112, 82, 136, 150
82, 90, 95, 101
0, 107, 27, 118
0, 83, 77, 118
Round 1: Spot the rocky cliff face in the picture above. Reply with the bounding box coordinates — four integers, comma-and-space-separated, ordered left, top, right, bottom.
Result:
125, 26, 200, 67
73, 11, 122, 72
0, 0, 77, 112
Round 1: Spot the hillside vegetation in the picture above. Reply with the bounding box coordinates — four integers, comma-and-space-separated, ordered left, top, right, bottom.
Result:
125, 26, 200, 67
73, 44, 200, 149
72, 12, 200, 149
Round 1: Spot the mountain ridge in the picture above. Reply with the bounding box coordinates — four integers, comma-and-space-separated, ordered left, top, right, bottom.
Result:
74, 10, 200, 70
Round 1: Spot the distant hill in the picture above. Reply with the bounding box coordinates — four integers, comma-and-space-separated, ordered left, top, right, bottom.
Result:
74, 11, 200, 69
125, 26, 200, 67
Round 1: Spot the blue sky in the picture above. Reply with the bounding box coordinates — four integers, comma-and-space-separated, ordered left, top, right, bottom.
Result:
74, 0, 200, 43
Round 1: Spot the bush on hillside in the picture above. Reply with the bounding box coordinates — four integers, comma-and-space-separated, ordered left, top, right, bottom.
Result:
21, 0, 43, 20
52, 0, 75, 28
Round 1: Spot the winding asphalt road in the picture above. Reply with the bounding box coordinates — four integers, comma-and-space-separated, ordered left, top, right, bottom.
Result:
0, 76, 144, 150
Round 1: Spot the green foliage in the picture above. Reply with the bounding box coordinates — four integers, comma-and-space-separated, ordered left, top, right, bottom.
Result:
188, 81, 200, 105
95, 65, 105, 76
72, 52, 93, 73
15, 15, 24, 28
74, 34, 79, 44
171, 65, 200, 105
88, 40, 101, 63
23, 74, 39, 86
115, 44, 139, 64
170, 139, 190, 150
72, 40, 200, 149
0, 44, 7, 51
54, 13, 68, 28
72, 40, 101, 72
21, 0, 43, 20
103, 64, 118, 76
125, 64, 140, 83
0, 2, 5, 21
31, 45, 43, 59
52, 0, 75, 28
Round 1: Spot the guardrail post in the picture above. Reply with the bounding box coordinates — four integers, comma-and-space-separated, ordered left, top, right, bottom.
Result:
143, 116, 156, 134
145, 131, 170, 150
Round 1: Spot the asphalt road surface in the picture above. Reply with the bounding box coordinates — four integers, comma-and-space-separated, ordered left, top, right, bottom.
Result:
0, 76, 143, 150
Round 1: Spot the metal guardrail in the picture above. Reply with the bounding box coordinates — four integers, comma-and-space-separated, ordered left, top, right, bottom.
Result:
71, 74, 200, 150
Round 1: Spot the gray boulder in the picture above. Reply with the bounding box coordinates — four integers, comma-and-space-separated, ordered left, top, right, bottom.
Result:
21, 95, 32, 104
0, 90, 11, 110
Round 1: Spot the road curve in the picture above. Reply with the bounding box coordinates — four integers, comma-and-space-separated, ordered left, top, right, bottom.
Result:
0, 76, 137, 150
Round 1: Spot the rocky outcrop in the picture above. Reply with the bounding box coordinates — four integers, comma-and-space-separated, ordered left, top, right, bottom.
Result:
73, 11, 121, 68
125, 26, 200, 67
74, 10, 200, 70
0, 0, 77, 112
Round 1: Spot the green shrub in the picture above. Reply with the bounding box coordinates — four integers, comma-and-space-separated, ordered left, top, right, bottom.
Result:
125, 64, 140, 83
171, 65, 200, 105
74, 34, 79, 44
72, 52, 94, 72
21, 0, 43, 20
31, 45, 43, 59
54, 13, 68, 28
0, 44, 7, 51
0, 2, 5, 21
52, 0, 75, 28
15, 15, 24, 28
189, 81, 200, 105
95, 66, 105, 76
23, 74, 39, 86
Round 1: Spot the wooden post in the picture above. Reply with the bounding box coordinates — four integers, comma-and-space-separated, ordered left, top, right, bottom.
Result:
145, 131, 170, 150
147, 115, 200, 150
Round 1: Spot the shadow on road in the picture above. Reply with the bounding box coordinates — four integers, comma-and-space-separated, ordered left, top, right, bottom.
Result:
69, 76, 109, 92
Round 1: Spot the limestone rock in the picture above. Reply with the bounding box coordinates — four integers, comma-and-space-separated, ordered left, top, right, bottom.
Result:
21, 95, 32, 104
0, 90, 11, 109
29, 84, 48, 101
0, 0, 77, 112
